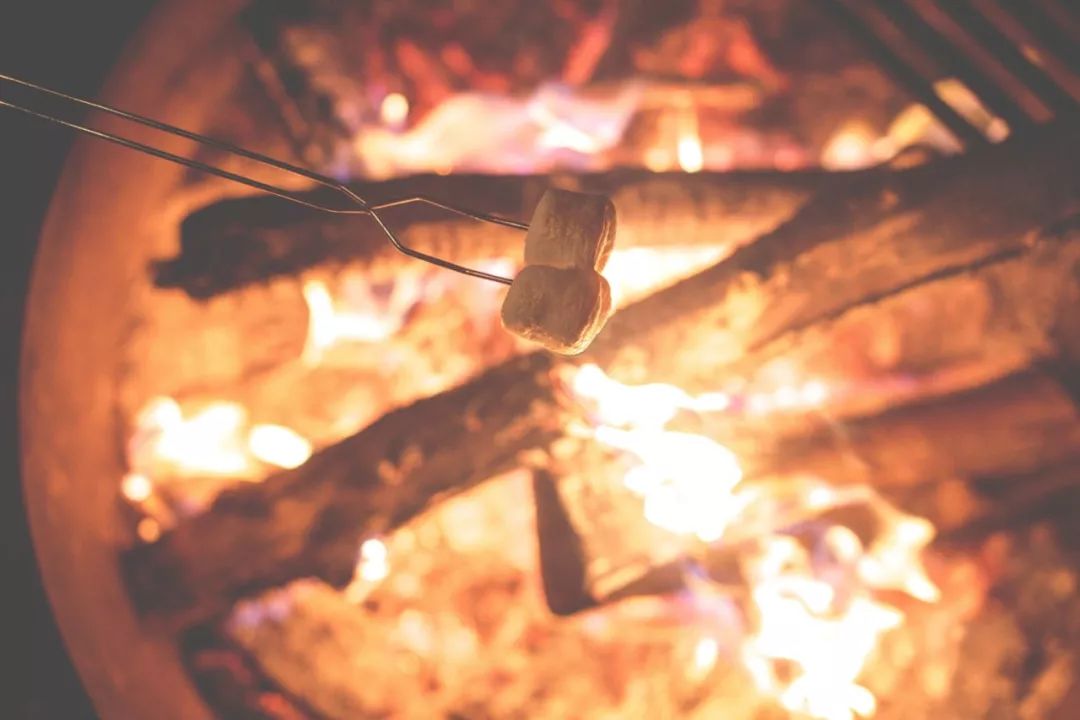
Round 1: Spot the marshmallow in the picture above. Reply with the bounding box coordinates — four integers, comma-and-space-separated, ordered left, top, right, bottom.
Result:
500, 265, 612, 355
524, 188, 616, 272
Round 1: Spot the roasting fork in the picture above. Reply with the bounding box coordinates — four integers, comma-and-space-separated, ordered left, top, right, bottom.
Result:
0, 72, 522, 286
4, 0, 1078, 290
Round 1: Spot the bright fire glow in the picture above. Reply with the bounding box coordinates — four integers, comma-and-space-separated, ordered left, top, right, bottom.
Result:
596, 425, 744, 542
601, 246, 731, 308
692, 635, 720, 675
248, 424, 313, 469
302, 269, 434, 364
380, 92, 410, 127
136, 517, 162, 543
303, 280, 400, 362
821, 122, 881, 170
570, 364, 939, 720
677, 131, 705, 174
344, 537, 391, 603
125, 396, 313, 506
132, 397, 252, 476
121, 472, 153, 502
354, 82, 640, 178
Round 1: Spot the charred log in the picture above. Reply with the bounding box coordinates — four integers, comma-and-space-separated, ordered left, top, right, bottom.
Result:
589, 123, 1080, 391
154, 169, 836, 298
219, 526, 1080, 720
532, 468, 594, 617
745, 370, 1080, 489
714, 222, 1080, 425
124, 351, 566, 627
128, 128, 1079, 628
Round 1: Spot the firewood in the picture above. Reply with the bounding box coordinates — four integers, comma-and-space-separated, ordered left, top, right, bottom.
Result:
936, 459, 1080, 545
532, 468, 594, 616
124, 351, 567, 627
717, 224, 1080, 425
153, 170, 835, 298
744, 370, 1080, 490
220, 527, 1080, 720
589, 123, 1080, 391
126, 128, 1079, 628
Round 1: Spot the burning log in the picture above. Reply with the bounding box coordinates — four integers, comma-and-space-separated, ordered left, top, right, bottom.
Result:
746, 370, 1080, 490
124, 351, 568, 626
206, 523, 1080, 720
716, 223, 1080, 424
589, 123, 1080, 391
127, 127, 1079, 628
154, 169, 837, 298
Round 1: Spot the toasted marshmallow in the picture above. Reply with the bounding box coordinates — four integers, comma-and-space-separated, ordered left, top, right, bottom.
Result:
524, 188, 616, 272
500, 265, 612, 355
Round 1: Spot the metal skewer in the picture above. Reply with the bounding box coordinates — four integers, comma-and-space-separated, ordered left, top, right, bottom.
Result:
0, 72, 524, 285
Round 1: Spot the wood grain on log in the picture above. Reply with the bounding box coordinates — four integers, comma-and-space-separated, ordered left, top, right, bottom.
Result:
588, 123, 1080, 391
716, 225, 1080, 424
127, 129, 1080, 627
744, 370, 1080, 488
124, 351, 565, 626
153, 169, 835, 298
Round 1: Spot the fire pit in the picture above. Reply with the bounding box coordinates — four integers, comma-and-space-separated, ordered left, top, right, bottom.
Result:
20, 0, 1080, 719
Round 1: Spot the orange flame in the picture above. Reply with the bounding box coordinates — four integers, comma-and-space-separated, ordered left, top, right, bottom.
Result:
676, 105, 705, 174
303, 277, 406, 363
344, 537, 391, 603
124, 396, 313, 517
131, 397, 253, 477
570, 364, 939, 719
601, 247, 730, 307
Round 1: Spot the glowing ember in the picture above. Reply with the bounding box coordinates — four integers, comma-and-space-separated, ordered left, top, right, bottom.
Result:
602, 247, 730, 307
358, 538, 390, 582
248, 424, 313, 469
821, 122, 882, 170
344, 537, 391, 603
125, 396, 313, 517
380, 92, 410, 128
354, 82, 640, 177
130, 397, 252, 477
677, 134, 705, 173
121, 472, 153, 503
692, 635, 721, 674
137, 517, 162, 544
570, 364, 940, 719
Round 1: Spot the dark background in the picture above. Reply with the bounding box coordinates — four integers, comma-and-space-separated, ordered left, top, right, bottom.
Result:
2, 2, 153, 717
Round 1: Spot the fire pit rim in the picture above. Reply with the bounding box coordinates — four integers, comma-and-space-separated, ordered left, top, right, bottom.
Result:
18, 0, 249, 717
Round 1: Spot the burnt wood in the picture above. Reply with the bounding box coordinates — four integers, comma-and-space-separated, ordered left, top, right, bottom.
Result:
124, 351, 566, 627
589, 123, 1080, 391
127, 126, 1080, 628
154, 169, 836, 298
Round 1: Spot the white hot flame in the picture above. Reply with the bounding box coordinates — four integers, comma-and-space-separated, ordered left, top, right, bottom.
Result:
354, 82, 641, 178
129, 397, 312, 478
570, 364, 939, 720
677, 113, 705, 174
380, 92, 410, 128
248, 424, 313, 470
132, 397, 251, 476
344, 537, 391, 603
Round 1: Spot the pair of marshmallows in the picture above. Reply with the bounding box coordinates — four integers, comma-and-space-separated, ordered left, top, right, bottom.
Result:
501, 189, 616, 355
